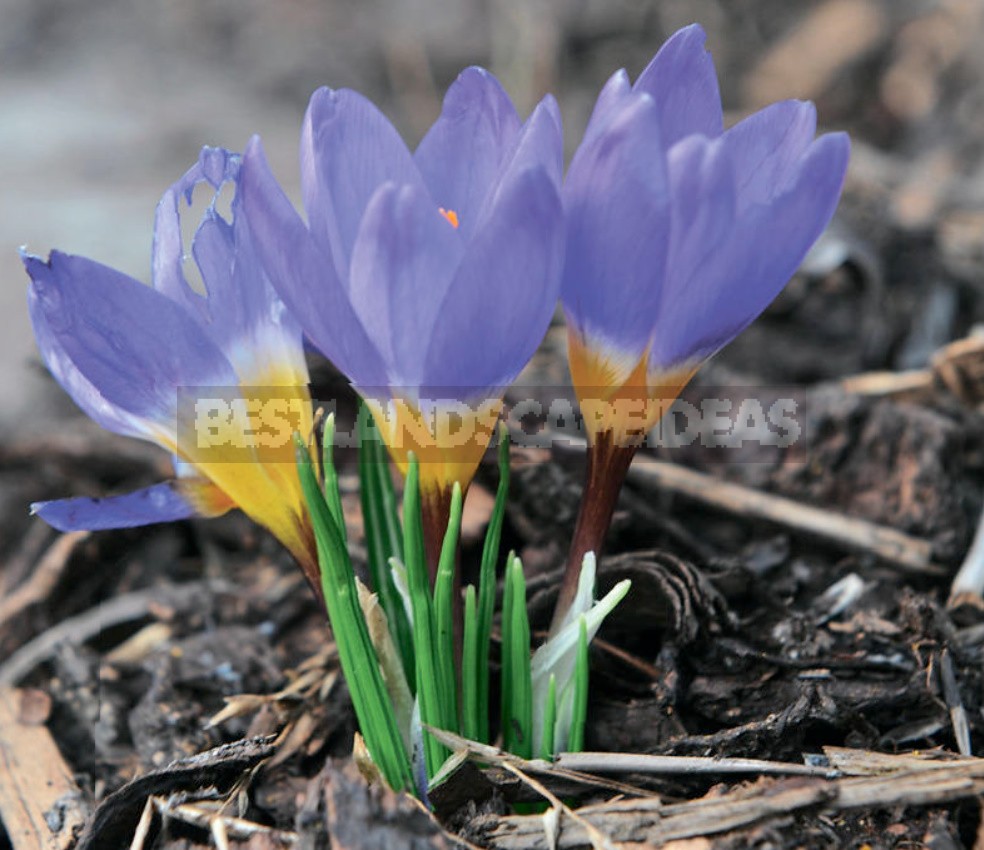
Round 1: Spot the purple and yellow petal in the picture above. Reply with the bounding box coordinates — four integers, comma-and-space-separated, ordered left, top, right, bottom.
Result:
365, 396, 502, 496
562, 24, 850, 448
562, 92, 671, 360
27, 146, 321, 584
246, 68, 565, 498
568, 333, 697, 445
239, 135, 388, 390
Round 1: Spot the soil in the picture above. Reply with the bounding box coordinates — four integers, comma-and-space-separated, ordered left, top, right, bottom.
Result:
4, 2, 984, 848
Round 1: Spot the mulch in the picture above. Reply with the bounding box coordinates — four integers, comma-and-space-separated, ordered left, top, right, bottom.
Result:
4, 2, 984, 848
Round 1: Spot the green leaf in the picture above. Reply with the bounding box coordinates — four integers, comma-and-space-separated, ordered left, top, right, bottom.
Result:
321, 414, 346, 544
363, 408, 404, 556
461, 584, 480, 741
432, 481, 462, 731
501, 553, 532, 758
568, 617, 589, 754
402, 455, 449, 776
476, 426, 510, 743
541, 673, 557, 759
358, 407, 415, 686
530, 552, 630, 754
295, 436, 414, 792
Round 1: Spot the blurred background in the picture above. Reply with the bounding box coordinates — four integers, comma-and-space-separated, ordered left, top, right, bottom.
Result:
5, 0, 984, 431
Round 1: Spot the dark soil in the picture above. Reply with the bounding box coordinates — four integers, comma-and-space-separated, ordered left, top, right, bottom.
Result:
4, 2, 984, 848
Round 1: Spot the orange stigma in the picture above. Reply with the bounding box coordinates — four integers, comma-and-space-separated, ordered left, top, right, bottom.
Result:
439, 207, 459, 228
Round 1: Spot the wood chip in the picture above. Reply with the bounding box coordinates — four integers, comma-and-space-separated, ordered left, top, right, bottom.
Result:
0, 687, 88, 850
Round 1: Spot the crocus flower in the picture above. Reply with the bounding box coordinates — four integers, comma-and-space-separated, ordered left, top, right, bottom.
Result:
554, 24, 850, 624
239, 68, 565, 565
25, 147, 320, 591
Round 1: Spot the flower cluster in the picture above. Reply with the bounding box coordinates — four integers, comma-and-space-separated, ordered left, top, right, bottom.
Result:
24, 24, 849, 791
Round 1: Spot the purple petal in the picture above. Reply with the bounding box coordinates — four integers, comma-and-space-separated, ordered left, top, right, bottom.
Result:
493, 94, 564, 196
561, 93, 671, 358
28, 285, 148, 440
634, 24, 723, 149
720, 133, 850, 325
152, 184, 209, 324
25, 250, 238, 428
239, 136, 388, 388
300, 87, 427, 282
32, 481, 198, 531
190, 212, 236, 307
422, 165, 564, 400
196, 146, 240, 191
665, 135, 737, 283
652, 132, 849, 369
721, 100, 817, 209
414, 67, 522, 237
194, 205, 306, 382
348, 182, 464, 388
644, 135, 738, 369
580, 70, 634, 149
153, 147, 306, 383
151, 147, 240, 323
471, 94, 565, 241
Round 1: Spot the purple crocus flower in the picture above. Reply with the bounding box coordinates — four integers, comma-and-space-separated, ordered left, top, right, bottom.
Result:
554, 24, 850, 626
563, 23, 849, 443
239, 68, 565, 513
25, 147, 321, 590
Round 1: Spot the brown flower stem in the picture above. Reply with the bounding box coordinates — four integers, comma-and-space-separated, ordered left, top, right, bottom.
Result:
421, 485, 454, 587
296, 525, 326, 609
550, 431, 637, 634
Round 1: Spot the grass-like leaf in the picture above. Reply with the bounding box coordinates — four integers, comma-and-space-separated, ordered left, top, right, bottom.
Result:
568, 617, 589, 753
501, 553, 532, 758
475, 426, 510, 742
432, 482, 462, 729
461, 584, 480, 740
358, 408, 415, 686
295, 434, 413, 792
402, 455, 450, 776
541, 673, 557, 759
530, 553, 630, 754
321, 414, 346, 544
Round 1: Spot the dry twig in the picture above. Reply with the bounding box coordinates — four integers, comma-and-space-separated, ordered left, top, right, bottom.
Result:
0, 579, 234, 685
476, 748, 984, 849
626, 459, 944, 575
0, 531, 88, 628
543, 433, 944, 576
429, 728, 833, 788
